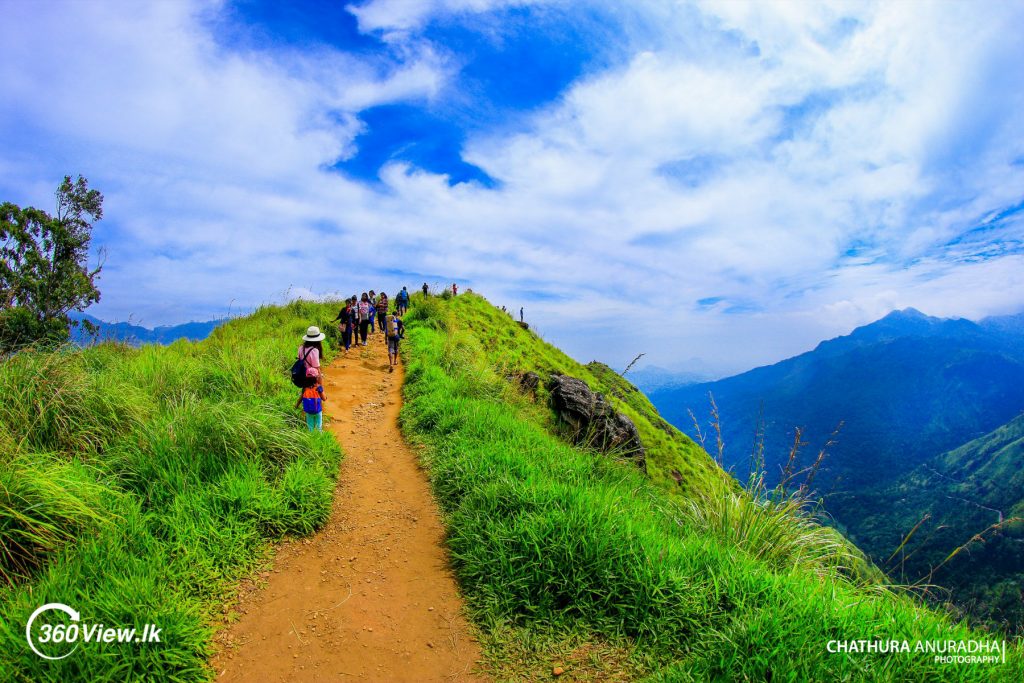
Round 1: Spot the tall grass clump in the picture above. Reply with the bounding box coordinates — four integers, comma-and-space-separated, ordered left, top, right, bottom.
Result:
0, 300, 344, 681
680, 483, 877, 584
0, 456, 108, 585
679, 413, 888, 586
399, 292, 1023, 681
0, 348, 146, 457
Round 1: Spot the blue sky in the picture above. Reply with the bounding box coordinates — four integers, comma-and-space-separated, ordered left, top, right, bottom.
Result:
2, 0, 1023, 376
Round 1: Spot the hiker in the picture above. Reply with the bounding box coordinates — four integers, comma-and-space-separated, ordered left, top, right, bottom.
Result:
421, 282, 428, 298
377, 291, 389, 332
396, 286, 410, 315
385, 308, 404, 372
296, 383, 325, 431
298, 326, 325, 387
452, 282, 458, 296
333, 297, 357, 352
372, 290, 380, 333
357, 293, 371, 345
349, 296, 359, 346
520, 307, 524, 322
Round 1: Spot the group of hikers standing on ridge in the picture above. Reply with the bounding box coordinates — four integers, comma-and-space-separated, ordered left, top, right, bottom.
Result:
292, 285, 420, 431
332, 287, 412, 354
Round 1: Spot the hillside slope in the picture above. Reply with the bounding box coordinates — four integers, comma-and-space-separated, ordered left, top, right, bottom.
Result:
649, 309, 1024, 498
431, 293, 734, 501
398, 293, 1022, 681
843, 414, 1024, 632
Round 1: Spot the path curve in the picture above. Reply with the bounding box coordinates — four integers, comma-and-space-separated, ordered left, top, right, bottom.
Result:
211, 334, 485, 682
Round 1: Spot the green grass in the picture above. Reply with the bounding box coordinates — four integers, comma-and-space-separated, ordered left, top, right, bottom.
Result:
0, 299, 344, 681
399, 292, 1023, 681
4, 291, 1021, 681
423, 293, 734, 500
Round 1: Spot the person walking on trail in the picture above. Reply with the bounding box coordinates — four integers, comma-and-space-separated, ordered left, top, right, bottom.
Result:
396, 286, 410, 315
385, 308, 404, 372
520, 307, 524, 322
333, 297, 357, 353
376, 291, 389, 332
421, 282, 428, 298
357, 293, 371, 345
296, 383, 325, 431
452, 282, 458, 296
298, 326, 325, 387
372, 288, 380, 333
348, 295, 359, 347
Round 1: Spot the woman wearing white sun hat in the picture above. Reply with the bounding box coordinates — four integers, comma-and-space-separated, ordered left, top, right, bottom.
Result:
295, 325, 327, 431
298, 325, 326, 388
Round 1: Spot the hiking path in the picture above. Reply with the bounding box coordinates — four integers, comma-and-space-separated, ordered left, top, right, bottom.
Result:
211, 333, 485, 682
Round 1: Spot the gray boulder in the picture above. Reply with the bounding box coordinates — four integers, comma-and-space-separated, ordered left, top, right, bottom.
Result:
546, 374, 646, 471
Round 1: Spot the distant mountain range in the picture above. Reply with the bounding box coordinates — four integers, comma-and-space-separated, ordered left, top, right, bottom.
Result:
625, 365, 713, 393
649, 308, 1024, 495
69, 312, 227, 346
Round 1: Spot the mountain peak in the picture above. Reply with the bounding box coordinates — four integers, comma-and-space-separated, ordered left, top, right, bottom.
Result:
883, 307, 930, 321
795, 307, 987, 361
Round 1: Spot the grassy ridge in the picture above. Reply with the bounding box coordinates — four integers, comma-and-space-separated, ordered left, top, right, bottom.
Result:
434, 293, 733, 500
400, 293, 1023, 681
0, 300, 344, 681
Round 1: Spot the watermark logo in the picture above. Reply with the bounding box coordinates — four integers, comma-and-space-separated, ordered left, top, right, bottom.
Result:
25, 603, 161, 660
826, 639, 1007, 666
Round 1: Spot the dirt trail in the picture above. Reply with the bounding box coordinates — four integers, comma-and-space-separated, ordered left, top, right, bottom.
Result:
212, 333, 485, 682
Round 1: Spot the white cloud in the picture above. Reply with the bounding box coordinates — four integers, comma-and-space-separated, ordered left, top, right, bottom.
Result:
0, 2, 449, 181
1, 0, 1022, 373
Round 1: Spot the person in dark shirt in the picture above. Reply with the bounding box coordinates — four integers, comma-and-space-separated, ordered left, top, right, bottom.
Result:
332, 296, 357, 352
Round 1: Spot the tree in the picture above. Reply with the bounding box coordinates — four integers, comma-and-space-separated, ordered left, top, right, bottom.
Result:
0, 175, 104, 351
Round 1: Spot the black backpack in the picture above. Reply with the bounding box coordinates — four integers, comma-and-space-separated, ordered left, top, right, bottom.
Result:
290, 347, 314, 388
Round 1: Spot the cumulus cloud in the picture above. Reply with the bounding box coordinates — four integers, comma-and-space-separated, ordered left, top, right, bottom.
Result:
452, 0, 1024, 367
0, 0, 446, 319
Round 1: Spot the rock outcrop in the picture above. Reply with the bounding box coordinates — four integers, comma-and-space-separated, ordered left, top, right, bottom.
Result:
546, 374, 646, 471
518, 371, 540, 394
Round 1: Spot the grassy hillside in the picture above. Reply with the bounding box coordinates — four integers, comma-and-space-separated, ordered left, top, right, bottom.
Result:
3, 292, 1022, 681
429, 292, 732, 501
0, 300, 344, 681
400, 292, 1022, 681
846, 414, 1024, 633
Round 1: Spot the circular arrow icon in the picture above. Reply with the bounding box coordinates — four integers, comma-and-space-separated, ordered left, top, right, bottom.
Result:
25, 602, 80, 660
